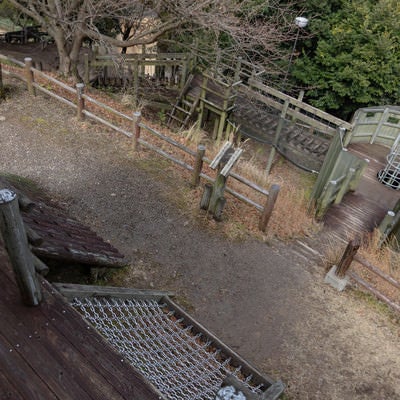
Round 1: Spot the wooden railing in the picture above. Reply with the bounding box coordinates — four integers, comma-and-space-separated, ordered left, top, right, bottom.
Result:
333, 239, 400, 314
0, 54, 279, 232
345, 106, 400, 147
240, 78, 353, 136
315, 148, 368, 218
84, 52, 191, 92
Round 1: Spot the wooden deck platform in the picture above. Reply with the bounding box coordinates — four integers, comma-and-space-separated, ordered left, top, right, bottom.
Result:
323, 143, 399, 243
0, 247, 162, 400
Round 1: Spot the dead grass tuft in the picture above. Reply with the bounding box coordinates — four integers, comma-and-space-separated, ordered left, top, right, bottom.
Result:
359, 230, 400, 281
235, 157, 321, 240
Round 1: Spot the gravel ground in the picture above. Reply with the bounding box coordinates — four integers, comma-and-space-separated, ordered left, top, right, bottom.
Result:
0, 79, 399, 400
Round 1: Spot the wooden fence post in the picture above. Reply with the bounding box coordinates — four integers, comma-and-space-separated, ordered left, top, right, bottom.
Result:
335, 238, 360, 278
0, 189, 42, 306
24, 57, 36, 96
266, 100, 289, 175
0, 61, 3, 92
132, 111, 141, 151
259, 184, 280, 232
334, 167, 355, 204
191, 144, 206, 187
133, 58, 139, 108
84, 54, 90, 85
378, 210, 396, 246
76, 83, 85, 120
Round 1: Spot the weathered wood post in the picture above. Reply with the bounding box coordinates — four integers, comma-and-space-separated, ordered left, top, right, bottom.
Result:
76, 83, 85, 120
259, 184, 280, 232
0, 189, 42, 306
24, 57, 36, 96
180, 55, 189, 90
133, 58, 139, 108
378, 210, 396, 246
0, 61, 3, 92
265, 100, 289, 175
200, 142, 242, 221
84, 53, 90, 85
191, 144, 206, 187
335, 238, 360, 278
132, 111, 142, 151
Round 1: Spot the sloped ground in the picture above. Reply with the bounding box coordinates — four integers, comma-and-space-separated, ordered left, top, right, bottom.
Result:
0, 79, 399, 400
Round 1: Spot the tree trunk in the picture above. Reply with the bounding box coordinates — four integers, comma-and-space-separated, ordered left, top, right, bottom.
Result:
54, 34, 72, 75
53, 29, 83, 78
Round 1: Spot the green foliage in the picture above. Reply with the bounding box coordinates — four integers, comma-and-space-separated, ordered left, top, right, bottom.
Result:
292, 0, 400, 119
0, 0, 32, 28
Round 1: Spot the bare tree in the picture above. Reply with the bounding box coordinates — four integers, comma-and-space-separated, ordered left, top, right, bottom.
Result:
8, 0, 301, 78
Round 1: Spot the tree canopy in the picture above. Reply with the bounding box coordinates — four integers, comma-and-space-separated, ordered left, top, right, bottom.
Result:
6, 0, 299, 79
292, 0, 400, 119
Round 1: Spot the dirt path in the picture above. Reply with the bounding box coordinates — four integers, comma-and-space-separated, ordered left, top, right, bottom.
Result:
0, 79, 399, 399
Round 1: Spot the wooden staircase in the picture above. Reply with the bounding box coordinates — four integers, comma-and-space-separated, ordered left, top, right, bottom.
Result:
167, 74, 200, 129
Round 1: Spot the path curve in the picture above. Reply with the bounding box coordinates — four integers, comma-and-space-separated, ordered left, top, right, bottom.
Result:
0, 80, 399, 399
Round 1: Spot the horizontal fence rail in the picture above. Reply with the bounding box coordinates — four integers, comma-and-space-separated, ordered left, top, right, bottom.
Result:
346, 106, 400, 147
0, 54, 278, 231
242, 78, 352, 136
334, 239, 400, 314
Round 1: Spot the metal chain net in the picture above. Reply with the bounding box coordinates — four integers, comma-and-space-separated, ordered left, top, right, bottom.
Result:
70, 296, 264, 400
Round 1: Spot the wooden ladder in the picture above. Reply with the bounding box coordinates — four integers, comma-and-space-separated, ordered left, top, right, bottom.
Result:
167, 74, 199, 129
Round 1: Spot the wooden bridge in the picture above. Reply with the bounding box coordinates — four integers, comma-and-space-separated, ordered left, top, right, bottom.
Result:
323, 143, 399, 243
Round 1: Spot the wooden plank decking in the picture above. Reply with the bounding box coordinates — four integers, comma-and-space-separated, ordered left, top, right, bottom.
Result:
0, 246, 163, 400
323, 143, 399, 243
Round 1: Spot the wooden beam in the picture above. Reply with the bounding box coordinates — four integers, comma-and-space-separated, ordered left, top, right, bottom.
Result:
32, 245, 126, 268
0, 189, 41, 306
53, 283, 173, 301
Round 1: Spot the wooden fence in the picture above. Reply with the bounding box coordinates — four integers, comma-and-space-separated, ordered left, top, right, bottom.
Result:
240, 78, 352, 137
314, 148, 369, 218
334, 239, 400, 314
0, 54, 279, 232
345, 106, 400, 148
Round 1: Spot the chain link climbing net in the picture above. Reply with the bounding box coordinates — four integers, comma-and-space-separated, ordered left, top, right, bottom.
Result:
70, 296, 265, 400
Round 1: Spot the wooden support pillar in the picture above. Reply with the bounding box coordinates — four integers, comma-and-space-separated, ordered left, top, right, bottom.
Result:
0, 189, 42, 306
76, 83, 85, 120
180, 56, 188, 90
200, 143, 242, 221
24, 57, 36, 96
208, 166, 228, 221
259, 184, 280, 232
234, 57, 242, 82
84, 54, 90, 85
266, 100, 289, 175
0, 61, 3, 91
216, 111, 228, 143
335, 238, 360, 278
378, 210, 396, 246
133, 59, 139, 108
191, 144, 206, 187
132, 111, 142, 151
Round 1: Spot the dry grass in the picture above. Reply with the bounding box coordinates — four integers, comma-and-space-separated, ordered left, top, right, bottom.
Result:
234, 155, 321, 240
359, 230, 400, 281
133, 120, 322, 241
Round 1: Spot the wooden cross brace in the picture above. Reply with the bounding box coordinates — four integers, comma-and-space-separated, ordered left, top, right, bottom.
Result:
201, 142, 243, 220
